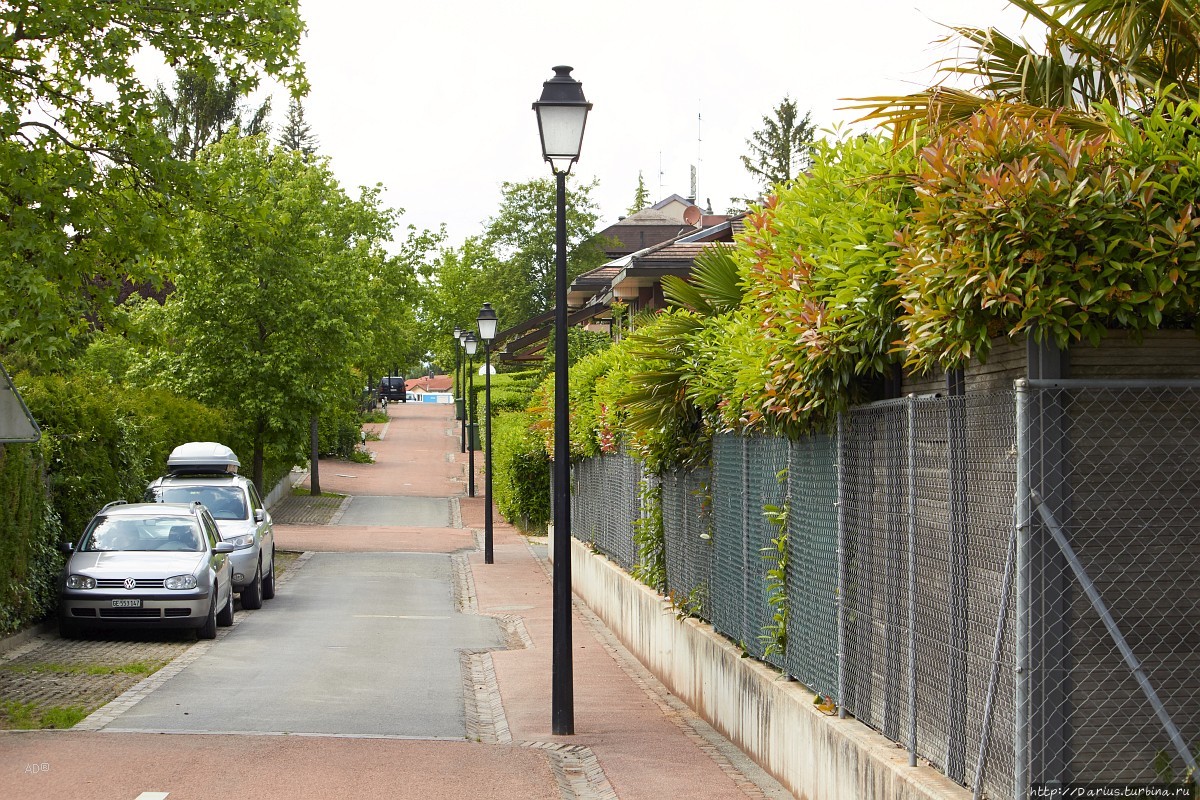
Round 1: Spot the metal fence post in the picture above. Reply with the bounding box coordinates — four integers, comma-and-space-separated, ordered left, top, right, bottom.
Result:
907, 395, 918, 767
946, 372, 968, 783
837, 412, 847, 719
1014, 380, 1031, 800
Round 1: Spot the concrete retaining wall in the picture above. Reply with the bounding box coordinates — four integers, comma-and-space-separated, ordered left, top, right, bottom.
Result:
567, 537, 971, 800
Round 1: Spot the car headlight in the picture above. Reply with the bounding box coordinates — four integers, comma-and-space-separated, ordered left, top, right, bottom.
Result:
65, 575, 96, 590
225, 534, 256, 550
165, 574, 199, 590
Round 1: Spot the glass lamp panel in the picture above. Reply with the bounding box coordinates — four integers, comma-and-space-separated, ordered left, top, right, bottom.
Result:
537, 104, 587, 160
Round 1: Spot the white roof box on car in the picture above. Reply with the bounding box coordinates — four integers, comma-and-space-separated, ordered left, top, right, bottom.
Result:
167, 441, 240, 475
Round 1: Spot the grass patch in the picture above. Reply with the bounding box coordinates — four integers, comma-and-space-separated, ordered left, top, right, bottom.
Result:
289, 485, 346, 498
1, 700, 88, 729
0, 660, 163, 677
360, 410, 389, 424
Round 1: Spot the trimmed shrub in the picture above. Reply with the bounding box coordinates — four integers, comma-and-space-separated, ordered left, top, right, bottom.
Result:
491, 411, 549, 533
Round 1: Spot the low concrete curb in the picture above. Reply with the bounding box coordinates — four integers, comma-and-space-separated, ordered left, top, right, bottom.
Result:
567, 537, 972, 800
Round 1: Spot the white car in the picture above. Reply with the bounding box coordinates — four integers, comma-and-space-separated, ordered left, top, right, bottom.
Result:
144, 442, 277, 609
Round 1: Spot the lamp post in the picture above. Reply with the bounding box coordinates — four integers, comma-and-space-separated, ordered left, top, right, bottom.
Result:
458, 328, 469, 453
452, 325, 462, 412
534, 64, 591, 737
465, 332, 478, 498
477, 303, 498, 564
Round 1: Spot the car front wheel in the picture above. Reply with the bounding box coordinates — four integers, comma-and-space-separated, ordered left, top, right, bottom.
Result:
261, 548, 276, 600
241, 561, 263, 610
197, 592, 217, 640
59, 617, 82, 640
216, 586, 234, 627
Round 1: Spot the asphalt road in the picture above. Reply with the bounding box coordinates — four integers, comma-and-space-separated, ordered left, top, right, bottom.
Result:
335, 495, 450, 527
105, 550, 504, 737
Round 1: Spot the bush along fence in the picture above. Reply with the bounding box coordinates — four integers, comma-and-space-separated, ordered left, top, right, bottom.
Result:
570, 380, 1200, 800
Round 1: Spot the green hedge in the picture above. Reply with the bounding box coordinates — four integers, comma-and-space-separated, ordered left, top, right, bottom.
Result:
491, 410, 549, 533
17, 372, 288, 542
0, 443, 61, 636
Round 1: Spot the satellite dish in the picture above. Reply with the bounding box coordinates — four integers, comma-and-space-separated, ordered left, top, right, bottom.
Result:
682, 205, 703, 227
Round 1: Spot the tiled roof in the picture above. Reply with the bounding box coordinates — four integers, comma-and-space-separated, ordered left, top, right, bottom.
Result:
407, 375, 452, 392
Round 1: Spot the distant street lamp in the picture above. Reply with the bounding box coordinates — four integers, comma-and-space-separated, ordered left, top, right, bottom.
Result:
464, 332, 478, 497
477, 303, 499, 565
453, 324, 463, 438
533, 64, 591, 737
458, 328, 470, 453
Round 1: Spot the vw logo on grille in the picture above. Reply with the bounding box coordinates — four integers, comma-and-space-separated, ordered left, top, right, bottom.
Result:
123, 577, 136, 591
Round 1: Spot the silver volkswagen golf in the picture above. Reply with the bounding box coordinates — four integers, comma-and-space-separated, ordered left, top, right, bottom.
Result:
58, 502, 236, 639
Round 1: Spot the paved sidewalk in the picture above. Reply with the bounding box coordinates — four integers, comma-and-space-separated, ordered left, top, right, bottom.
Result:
1, 402, 790, 800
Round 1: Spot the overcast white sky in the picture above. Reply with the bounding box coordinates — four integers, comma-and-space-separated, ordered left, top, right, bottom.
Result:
262, 1, 1038, 248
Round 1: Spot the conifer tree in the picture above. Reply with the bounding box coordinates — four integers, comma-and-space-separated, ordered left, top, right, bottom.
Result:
627, 171, 651, 215
741, 96, 815, 191
278, 98, 319, 157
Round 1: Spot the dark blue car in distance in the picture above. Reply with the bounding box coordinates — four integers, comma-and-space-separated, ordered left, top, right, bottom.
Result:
379, 376, 407, 402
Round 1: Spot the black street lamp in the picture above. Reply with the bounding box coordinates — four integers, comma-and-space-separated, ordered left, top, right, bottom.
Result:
464, 332, 478, 497
533, 64, 590, 737
458, 328, 469, 454
477, 303, 498, 564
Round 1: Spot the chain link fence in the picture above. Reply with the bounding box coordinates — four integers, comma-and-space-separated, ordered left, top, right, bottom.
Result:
1017, 381, 1200, 792
662, 467, 714, 619
568, 381, 1200, 799
841, 393, 1018, 800
571, 453, 642, 572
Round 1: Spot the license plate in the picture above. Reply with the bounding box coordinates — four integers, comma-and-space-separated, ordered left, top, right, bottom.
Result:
111, 599, 142, 608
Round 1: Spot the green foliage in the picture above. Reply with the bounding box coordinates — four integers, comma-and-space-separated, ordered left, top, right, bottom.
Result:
631, 479, 666, 592
898, 102, 1200, 372
0, 444, 60, 636
735, 132, 919, 434
627, 171, 651, 215
0, 0, 306, 367
18, 372, 248, 537
165, 133, 392, 490
491, 411, 550, 533
277, 97, 318, 156
742, 96, 817, 191
481, 177, 608, 323
760, 468, 790, 659
154, 67, 272, 161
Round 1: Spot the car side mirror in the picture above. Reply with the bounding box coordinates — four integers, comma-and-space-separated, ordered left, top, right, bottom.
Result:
213, 542, 236, 555
59, 542, 74, 554
254, 508, 265, 523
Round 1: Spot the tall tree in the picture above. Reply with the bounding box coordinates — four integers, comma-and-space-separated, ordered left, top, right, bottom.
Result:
278, 98, 319, 157
627, 171, 651, 215
153, 68, 271, 161
741, 97, 816, 191
481, 177, 607, 324
167, 134, 389, 492
0, 0, 307, 369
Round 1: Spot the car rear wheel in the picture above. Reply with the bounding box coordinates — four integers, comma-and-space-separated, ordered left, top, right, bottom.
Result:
197, 592, 217, 640
216, 586, 234, 627
241, 560, 263, 610
261, 547, 276, 600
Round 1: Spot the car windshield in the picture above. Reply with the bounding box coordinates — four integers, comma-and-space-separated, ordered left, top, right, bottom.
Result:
151, 486, 247, 520
81, 516, 203, 552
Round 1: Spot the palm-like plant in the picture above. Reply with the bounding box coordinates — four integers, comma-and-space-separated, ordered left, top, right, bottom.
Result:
616, 245, 744, 470
851, 0, 1200, 140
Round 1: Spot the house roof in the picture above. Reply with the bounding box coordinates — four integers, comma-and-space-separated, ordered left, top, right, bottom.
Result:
407, 375, 452, 392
